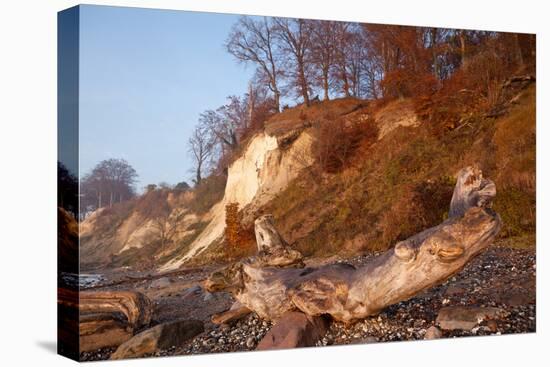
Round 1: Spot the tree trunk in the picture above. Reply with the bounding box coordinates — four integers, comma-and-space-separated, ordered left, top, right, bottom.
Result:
298, 61, 310, 106
459, 31, 467, 65
58, 290, 153, 352
323, 69, 330, 101
341, 66, 350, 97
248, 82, 255, 128
274, 89, 281, 113
195, 162, 202, 185
205, 166, 502, 323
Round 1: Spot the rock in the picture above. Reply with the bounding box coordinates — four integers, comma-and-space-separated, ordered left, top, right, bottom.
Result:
445, 284, 466, 296
150, 277, 171, 289
424, 326, 442, 340
256, 311, 329, 350
246, 336, 256, 348
436, 306, 503, 331
349, 336, 378, 344
110, 319, 204, 360
496, 291, 534, 306
485, 319, 498, 332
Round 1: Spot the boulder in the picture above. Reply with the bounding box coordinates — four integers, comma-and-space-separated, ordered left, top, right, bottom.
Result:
256, 311, 329, 350
436, 306, 504, 331
110, 319, 204, 360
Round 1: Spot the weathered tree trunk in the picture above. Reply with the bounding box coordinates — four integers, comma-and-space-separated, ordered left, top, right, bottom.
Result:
205, 167, 502, 323
252, 214, 304, 268
76, 291, 153, 352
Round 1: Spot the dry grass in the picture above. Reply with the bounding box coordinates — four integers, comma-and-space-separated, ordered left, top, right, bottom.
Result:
187, 174, 227, 214
263, 83, 536, 257
492, 86, 536, 191
265, 97, 366, 137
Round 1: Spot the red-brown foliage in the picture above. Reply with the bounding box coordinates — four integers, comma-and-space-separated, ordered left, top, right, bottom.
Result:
313, 115, 378, 174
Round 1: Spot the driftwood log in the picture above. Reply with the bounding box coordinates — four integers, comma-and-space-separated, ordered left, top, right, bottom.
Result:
77, 291, 152, 352
211, 302, 252, 325
205, 166, 502, 323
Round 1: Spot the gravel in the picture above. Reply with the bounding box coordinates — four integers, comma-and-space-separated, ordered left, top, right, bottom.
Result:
80, 245, 535, 360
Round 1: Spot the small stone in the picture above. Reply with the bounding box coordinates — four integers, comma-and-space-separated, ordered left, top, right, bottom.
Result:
246, 336, 255, 348
436, 306, 503, 331
424, 326, 442, 340
220, 324, 231, 332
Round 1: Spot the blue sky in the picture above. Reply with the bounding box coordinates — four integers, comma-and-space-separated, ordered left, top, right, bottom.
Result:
78, 5, 255, 189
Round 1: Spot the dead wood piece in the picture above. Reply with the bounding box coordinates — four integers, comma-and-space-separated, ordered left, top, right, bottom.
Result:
252, 214, 304, 268
78, 290, 153, 352
206, 166, 502, 323
80, 290, 152, 329
211, 303, 252, 325
449, 166, 496, 218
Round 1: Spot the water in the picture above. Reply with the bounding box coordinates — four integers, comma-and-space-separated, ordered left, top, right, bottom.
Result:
60, 272, 105, 288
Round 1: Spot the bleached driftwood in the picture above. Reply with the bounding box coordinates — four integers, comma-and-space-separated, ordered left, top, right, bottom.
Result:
251, 215, 304, 268
205, 167, 502, 323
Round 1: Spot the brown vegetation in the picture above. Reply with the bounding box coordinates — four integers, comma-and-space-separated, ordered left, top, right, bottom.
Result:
264, 80, 535, 258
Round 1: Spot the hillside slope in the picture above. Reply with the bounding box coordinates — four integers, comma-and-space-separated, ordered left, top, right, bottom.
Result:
80, 81, 535, 272
262, 83, 535, 259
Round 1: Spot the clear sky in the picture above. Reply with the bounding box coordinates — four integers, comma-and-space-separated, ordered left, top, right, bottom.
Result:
79, 5, 255, 189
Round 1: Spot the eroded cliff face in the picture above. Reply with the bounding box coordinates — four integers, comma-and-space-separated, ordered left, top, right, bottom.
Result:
80, 97, 429, 272
79, 129, 314, 272
160, 131, 314, 271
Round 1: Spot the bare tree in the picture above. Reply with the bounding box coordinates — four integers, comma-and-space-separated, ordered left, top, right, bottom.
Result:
273, 18, 313, 106
309, 20, 338, 100
80, 158, 138, 215
152, 207, 186, 252
188, 123, 214, 185
226, 16, 283, 112
332, 22, 354, 97
346, 25, 370, 97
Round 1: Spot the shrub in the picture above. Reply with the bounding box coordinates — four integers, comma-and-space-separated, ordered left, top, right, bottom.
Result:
312, 117, 378, 174
187, 174, 227, 214
224, 203, 256, 261
225, 202, 242, 249
494, 188, 536, 238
